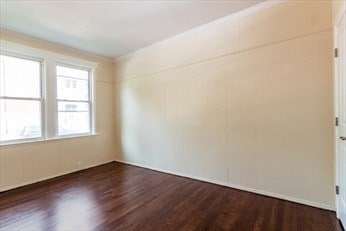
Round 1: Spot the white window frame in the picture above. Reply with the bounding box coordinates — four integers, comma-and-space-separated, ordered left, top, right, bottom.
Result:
0, 40, 97, 146
0, 52, 45, 145
55, 62, 94, 138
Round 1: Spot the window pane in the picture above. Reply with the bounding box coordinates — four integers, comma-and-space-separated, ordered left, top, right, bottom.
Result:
58, 102, 90, 135
0, 55, 41, 98
57, 76, 88, 101
57, 65, 88, 80
0, 99, 42, 141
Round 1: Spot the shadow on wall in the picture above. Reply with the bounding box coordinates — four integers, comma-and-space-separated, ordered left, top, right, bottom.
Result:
112, 0, 335, 209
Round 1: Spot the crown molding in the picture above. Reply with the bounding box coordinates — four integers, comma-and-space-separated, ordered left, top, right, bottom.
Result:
115, 0, 284, 62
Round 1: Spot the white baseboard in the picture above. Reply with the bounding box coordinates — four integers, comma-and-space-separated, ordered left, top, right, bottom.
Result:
114, 158, 335, 211
0, 159, 115, 192
2, 158, 335, 211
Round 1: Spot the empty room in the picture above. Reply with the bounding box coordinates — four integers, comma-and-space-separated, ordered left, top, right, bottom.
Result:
0, 0, 345, 230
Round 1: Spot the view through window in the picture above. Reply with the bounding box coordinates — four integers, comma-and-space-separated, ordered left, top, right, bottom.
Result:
56, 65, 91, 136
0, 54, 43, 142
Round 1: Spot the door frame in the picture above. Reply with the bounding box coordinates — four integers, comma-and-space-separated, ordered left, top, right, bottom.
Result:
334, 10, 345, 223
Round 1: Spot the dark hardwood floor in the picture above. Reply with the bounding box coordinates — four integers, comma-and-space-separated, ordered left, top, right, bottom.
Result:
0, 162, 342, 231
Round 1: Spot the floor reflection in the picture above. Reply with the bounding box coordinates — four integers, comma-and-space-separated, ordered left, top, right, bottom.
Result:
0, 186, 103, 231
54, 187, 102, 230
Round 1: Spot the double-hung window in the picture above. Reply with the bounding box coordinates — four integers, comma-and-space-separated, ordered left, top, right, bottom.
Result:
0, 54, 43, 142
0, 41, 96, 145
56, 64, 92, 136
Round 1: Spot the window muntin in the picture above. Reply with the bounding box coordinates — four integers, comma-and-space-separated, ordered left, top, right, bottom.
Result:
56, 64, 92, 136
0, 54, 43, 142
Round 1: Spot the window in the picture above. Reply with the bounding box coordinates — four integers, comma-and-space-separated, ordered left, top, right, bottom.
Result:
0, 54, 43, 142
0, 40, 96, 145
56, 64, 92, 136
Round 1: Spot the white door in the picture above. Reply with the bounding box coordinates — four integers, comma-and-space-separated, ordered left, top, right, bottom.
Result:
336, 12, 346, 227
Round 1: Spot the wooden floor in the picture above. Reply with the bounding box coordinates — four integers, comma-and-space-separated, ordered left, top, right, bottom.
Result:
0, 162, 342, 231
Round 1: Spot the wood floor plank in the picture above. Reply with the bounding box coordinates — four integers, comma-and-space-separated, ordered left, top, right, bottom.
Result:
0, 162, 343, 231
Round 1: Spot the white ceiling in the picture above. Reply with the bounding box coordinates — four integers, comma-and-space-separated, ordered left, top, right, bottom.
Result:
0, 0, 264, 59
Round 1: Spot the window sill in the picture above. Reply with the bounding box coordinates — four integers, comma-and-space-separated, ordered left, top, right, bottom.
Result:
0, 133, 99, 148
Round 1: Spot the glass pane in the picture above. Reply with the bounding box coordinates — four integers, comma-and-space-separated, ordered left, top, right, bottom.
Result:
56, 65, 88, 80
57, 76, 89, 101
58, 102, 90, 136
0, 99, 42, 141
0, 55, 41, 98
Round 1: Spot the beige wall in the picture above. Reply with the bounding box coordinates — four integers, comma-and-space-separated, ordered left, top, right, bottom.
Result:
114, 1, 335, 209
0, 30, 116, 191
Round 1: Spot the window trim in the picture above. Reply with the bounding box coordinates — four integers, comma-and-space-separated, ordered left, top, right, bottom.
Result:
0, 52, 45, 145
0, 40, 97, 146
